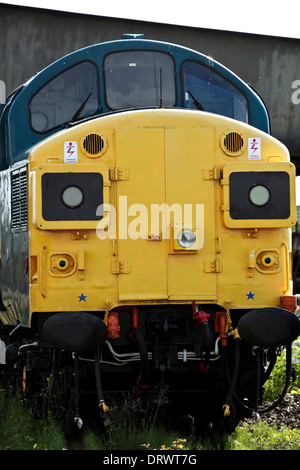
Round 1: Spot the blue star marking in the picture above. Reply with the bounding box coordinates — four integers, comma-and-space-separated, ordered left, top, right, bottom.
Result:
247, 291, 255, 300
78, 293, 87, 302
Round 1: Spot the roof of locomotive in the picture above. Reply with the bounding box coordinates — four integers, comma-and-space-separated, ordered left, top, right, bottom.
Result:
0, 35, 270, 168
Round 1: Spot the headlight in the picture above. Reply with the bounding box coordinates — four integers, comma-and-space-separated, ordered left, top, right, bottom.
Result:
248, 184, 270, 207
177, 229, 196, 248
61, 186, 84, 208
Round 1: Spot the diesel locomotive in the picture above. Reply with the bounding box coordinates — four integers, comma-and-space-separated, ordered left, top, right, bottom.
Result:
0, 34, 299, 434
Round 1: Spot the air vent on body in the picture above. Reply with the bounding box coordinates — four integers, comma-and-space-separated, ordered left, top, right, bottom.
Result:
11, 166, 27, 231
81, 133, 107, 157
221, 131, 245, 156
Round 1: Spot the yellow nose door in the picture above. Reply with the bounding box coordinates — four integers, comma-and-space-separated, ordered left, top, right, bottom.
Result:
165, 127, 218, 301
115, 128, 168, 301
115, 126, 217, 303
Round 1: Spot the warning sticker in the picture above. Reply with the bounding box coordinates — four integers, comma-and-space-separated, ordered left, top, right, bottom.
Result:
248, 138, 261, 160
64, 141, 78, 163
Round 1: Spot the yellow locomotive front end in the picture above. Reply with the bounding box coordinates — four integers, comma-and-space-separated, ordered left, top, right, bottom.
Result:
29, 109, 296, 321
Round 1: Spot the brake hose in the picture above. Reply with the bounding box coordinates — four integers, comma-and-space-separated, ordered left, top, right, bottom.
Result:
95, 347, 109, 413
133, 327, 150, 392
223, 333, 241, 417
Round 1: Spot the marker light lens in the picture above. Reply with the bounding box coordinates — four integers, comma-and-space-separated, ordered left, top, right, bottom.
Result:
177, 229, 196, 248
61, 186, 84, 208
249, 184, 270, 207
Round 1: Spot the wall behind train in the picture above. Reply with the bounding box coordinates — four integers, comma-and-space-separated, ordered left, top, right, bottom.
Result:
1, 4, 300, 168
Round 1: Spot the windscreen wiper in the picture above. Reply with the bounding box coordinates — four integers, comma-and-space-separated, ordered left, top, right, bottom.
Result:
70, 92, 92, 123
187, 90, 205, 111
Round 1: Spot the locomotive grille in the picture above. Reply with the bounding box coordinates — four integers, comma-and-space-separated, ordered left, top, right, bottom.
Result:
81, 133, 107, 157
221, 131, 244, 155
11, 167, 27, 231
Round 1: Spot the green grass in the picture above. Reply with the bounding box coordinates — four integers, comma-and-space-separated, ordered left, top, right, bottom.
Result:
1, 340, 300, 451
232, 421, 300, 450
263, 340, 300, 400
2, 384, 300, 450
77, 418, 300, 450
0, 386, 66, 450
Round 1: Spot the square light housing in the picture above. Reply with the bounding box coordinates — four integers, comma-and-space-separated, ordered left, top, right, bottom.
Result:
31, 163, 110, 230
170, 225, 204, 253
222, 162, 296, 228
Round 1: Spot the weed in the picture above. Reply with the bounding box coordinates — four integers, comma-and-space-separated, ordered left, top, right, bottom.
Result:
263, 341, 300, 401
0, 386, 66, 450
233, 421, 300, 450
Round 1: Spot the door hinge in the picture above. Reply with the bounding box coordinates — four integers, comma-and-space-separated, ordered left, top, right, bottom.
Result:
204, 259, 223, 273
202, 167, 221, 180
78, 248, 85, 280
109, 167, 129, 181
111, 260, 131, 274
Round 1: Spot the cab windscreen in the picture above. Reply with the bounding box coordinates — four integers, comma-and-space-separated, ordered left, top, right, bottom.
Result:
42, 172, 103, 221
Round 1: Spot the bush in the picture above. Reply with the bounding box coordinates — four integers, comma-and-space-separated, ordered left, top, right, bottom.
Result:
263, 341, 300, 401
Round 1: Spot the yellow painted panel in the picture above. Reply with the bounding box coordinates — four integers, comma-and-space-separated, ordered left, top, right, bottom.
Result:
115, 128, 168, 300
165, 128, 217, 300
